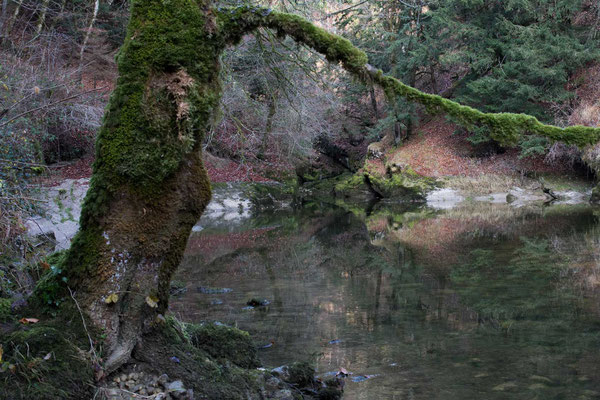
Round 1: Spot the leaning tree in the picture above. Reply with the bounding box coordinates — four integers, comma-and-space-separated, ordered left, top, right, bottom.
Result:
55, 0, 600, 373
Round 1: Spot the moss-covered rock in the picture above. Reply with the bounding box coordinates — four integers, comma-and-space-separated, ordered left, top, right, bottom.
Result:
248, 182, 297, 210
185, 323, 260, 369
285, 361, 315, 387
365, 167, 437, 200
333, 173, 376, 201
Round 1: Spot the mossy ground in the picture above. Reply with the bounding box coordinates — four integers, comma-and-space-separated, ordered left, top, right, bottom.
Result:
0, 304, 96, 399
132, 320, 265, 399
0, 299, 12, 321
0, 312, 297, 400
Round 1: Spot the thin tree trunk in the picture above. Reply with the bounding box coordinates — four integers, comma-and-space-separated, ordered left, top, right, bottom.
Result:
2, 0, 23, 44
258, 93, 277, 159
80, 0, 100, 60
0, 0, 8, 38
49, 0, 68, 31
35, 0, 50, 36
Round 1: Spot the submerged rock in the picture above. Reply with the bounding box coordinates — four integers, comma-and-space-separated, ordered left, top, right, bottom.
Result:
197, 286, 233, 294
246, 298, 270, 307
350, 374, 379, 383
170, 281, 187, 296
269, 363, 343, 400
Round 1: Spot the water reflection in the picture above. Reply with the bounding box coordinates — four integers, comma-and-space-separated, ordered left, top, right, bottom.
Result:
172, 200, 600, 399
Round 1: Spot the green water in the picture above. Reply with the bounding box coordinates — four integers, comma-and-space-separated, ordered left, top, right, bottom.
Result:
172, 200, 600, 399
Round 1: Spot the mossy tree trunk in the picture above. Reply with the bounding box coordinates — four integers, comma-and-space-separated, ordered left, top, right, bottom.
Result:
61, 0, 222, 372
60, 0, 600, 374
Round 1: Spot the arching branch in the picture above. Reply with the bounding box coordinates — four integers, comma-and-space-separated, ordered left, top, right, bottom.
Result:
218, 6, 600, 148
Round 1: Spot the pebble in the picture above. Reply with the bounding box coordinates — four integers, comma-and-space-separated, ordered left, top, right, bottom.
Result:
158, 374, 169, 386
100, 370, 197, 400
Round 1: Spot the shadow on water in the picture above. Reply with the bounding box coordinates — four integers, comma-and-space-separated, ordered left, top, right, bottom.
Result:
172, 197, 600, 399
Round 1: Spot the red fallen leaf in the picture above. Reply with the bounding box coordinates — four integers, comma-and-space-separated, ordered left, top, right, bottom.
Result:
19, 318, 39, 324
40, 261, 50, 271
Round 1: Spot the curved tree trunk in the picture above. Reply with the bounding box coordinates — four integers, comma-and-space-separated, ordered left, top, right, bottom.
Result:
62, 0, 222, 373
60, 0, 600, 375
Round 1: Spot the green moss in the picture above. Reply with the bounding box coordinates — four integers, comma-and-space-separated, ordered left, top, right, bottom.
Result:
89, 0, 221, 199
367, 172, 434, 199
135, 320, 265, 399
185, 323, 260, 369
318, 385, 344, 400
248, 182, 296, 209
220, 7, 367, 74
285, 361, 315, 387
334, 173, 367, 193
0, 298, 11, 321
0, 315, 95, 399
591, 185, 600, 204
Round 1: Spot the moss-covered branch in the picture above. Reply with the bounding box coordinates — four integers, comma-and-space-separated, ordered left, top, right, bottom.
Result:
218, 6, 600, 148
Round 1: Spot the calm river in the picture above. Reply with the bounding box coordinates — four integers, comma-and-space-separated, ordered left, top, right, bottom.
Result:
172, 186, 600, 399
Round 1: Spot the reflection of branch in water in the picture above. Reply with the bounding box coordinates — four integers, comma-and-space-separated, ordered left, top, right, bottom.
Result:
374, 270, 382, 319
263, 253, 284, 311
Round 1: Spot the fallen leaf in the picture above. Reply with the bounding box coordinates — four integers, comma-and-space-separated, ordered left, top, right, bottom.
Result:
19, 318, 39, 324
43, 352, 52, 361
8, 364, 15, 373
105, 293, 119, 304
145, 295, 159, 308
40, 261, 50, 271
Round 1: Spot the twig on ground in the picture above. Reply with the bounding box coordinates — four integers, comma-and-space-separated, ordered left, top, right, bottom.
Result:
68, 286, 97, 359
